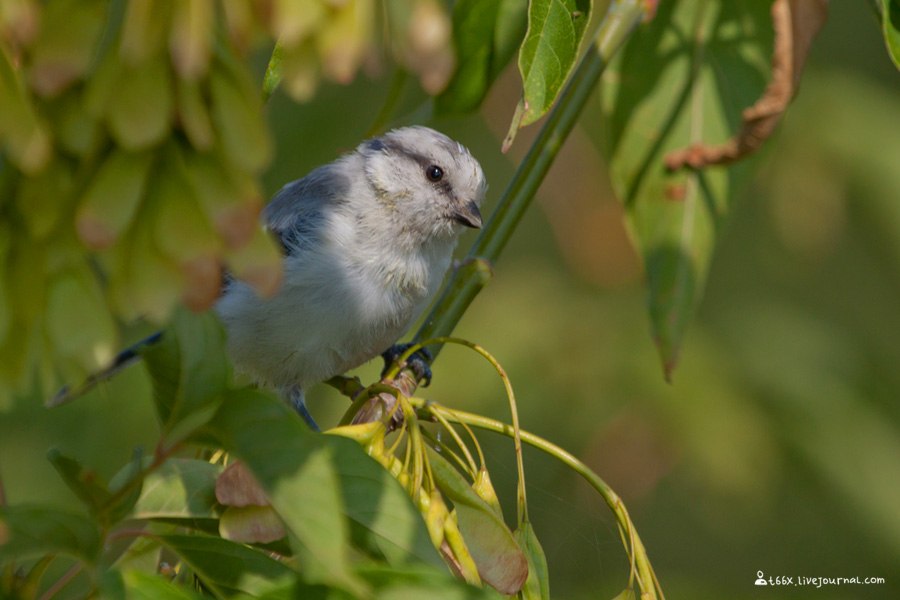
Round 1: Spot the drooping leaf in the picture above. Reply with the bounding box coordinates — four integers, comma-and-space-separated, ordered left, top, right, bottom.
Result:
508, 0, 591, 133
436, 0, 528, 114
0, 505, 102, 562
881, 0, 900, 69
600, 0, 772, 378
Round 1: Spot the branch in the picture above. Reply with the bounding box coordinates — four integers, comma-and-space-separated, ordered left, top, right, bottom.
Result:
415, 0, 647, 355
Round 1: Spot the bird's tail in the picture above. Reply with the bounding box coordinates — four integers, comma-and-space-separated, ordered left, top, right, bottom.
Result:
48, 331, 164, 407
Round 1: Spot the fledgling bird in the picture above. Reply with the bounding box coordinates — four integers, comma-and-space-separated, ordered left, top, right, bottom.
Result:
215, 126, 487, 426
52, 127, 487, 429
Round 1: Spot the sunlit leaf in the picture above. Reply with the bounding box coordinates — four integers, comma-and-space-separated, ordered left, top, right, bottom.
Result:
600, 1, 771, 378
509, 0, 591, 132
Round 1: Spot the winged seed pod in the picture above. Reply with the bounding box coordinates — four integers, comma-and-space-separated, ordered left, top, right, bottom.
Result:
75, 149, 155, 250
119, 0, 172, 65
105, 53, 174, 150
169, 0, 214, 81
45, 269, 117, 374
0, 47, 52, 174
175, 78, 215, 150
26, 0, 105, 98
15, 159, 74, 239
208, 59, 272, 174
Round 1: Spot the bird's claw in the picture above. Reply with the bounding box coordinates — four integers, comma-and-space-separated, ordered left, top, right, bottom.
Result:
381, 343, 433, 386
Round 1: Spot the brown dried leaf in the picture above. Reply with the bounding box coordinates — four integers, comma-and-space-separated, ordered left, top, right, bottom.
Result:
665, 0, 828, 170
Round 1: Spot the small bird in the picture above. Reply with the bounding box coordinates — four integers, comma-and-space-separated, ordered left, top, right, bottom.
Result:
216, 126, 487, 427
52, 127, 486, 429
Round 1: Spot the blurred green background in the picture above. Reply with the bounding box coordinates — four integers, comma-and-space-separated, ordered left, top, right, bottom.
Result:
2, 3, 898, 598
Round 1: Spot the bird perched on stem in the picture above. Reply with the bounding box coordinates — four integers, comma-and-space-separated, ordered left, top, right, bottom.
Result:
216, 126, 486, 428
53, 127, 486, 431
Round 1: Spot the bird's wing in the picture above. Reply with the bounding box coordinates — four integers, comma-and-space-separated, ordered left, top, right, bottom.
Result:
263, 164, 351, 254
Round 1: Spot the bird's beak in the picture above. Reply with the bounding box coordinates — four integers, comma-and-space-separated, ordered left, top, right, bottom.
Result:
451, 200, 483, 229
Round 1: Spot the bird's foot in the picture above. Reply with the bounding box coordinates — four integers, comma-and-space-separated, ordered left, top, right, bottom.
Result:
381, 343, 433, 387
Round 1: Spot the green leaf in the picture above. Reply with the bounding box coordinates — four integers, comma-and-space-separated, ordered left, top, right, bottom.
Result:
123, 570, 207, 600
327, 434, 442, 568
512, 0, 591, 129
436, 0, 527, 114
142, 308, 229, 445
881, 0, 900, 69
0, 505, 102, 562
130, 458, 221, 520
600, 1, 771, 378
204, 388, 365, 596
105, 448, 147, 523
158, 533, 295, 597
427, 448, 528, 595
46, 448, 113, 513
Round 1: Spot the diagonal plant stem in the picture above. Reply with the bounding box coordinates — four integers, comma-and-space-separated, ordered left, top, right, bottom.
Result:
413, 0, 647, 358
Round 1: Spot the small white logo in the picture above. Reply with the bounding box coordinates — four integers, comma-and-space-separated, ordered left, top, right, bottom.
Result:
755, 571, 768, 586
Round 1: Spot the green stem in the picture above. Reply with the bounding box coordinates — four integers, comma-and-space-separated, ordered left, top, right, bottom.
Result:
423, 404, 663, 600
414, 0, 646, 357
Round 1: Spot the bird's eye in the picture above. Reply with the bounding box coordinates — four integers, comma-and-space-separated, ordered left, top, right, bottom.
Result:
426, 165, 444, 182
